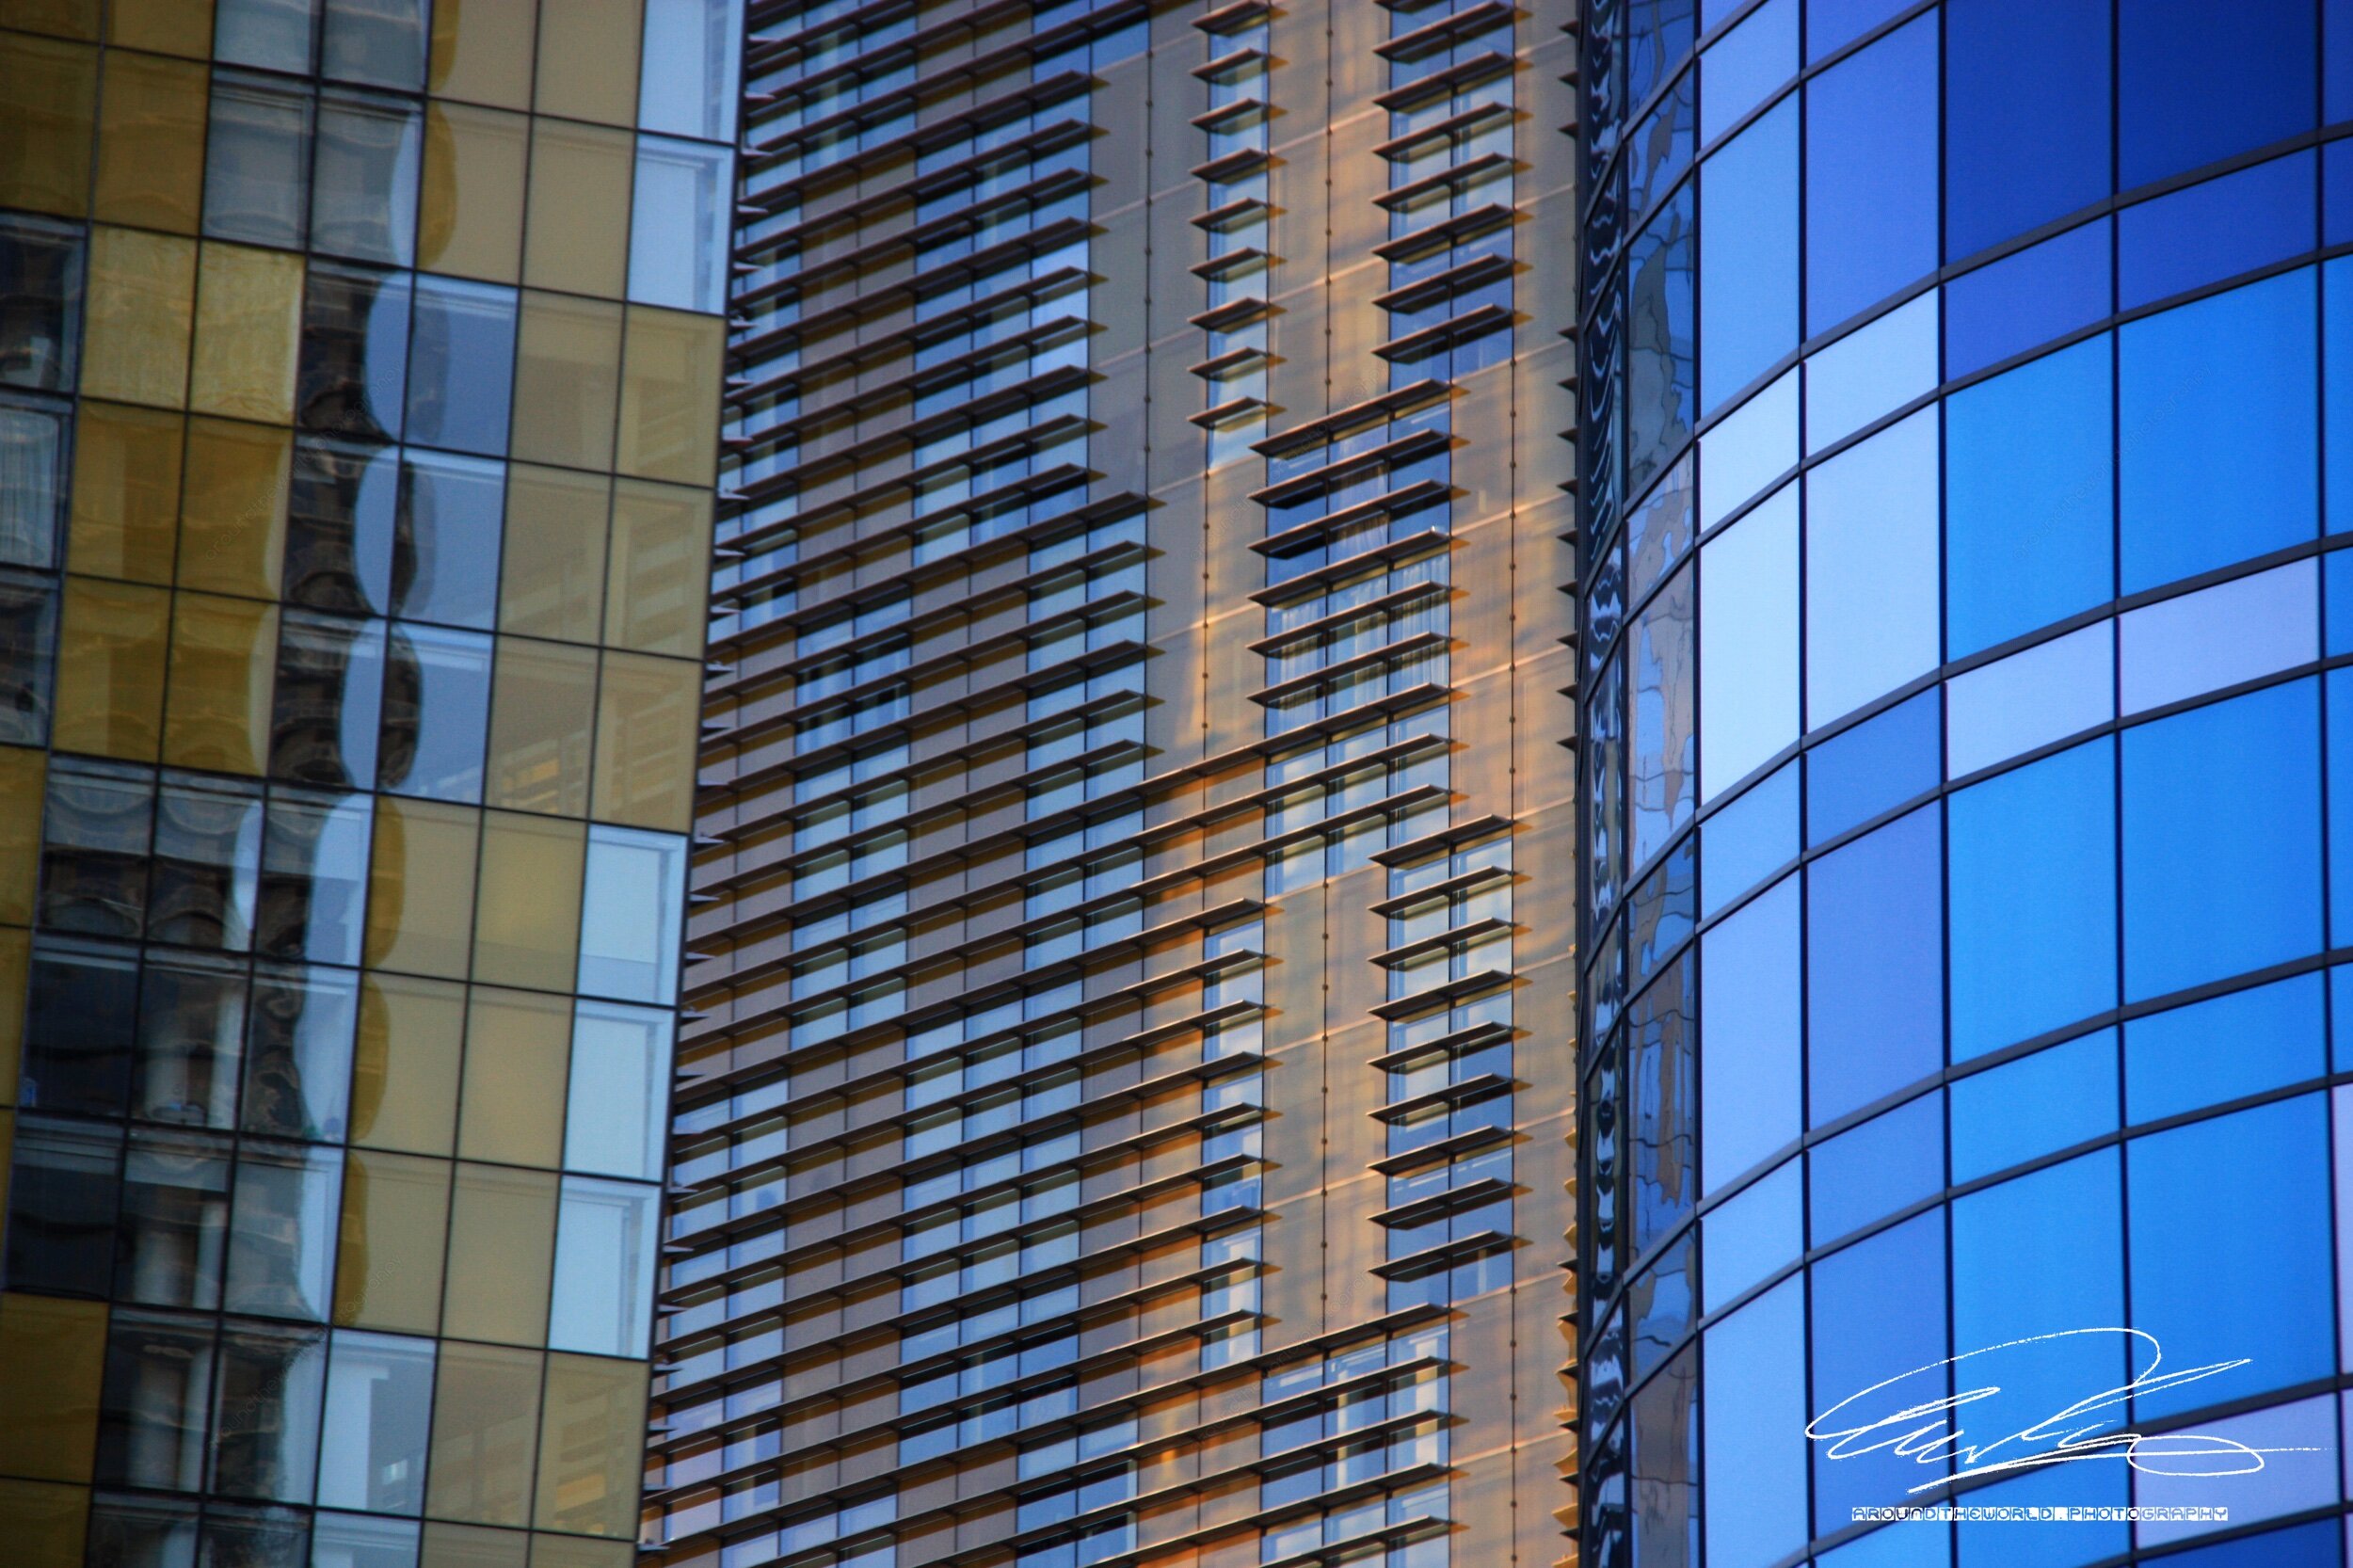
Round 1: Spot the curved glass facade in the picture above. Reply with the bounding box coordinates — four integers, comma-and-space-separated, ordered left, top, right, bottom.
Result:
1579, 2, 2353, 1565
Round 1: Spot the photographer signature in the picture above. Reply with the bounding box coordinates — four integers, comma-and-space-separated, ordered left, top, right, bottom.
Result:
1807, 1328, 2317, 1492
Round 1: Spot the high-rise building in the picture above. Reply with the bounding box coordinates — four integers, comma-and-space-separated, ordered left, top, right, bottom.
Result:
655, 4, 1579, 1568
0, 1, 731, 1564
1577, 1, 2353, 1564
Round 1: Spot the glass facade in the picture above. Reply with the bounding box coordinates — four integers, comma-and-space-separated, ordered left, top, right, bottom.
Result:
1579, 1, 2353, 1564
655, 2, 1580, 1568
0, 0, 729, 1564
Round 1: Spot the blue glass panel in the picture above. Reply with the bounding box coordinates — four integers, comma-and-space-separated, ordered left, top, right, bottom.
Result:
2120, 270, 2318, 595
1627, 66, 1697, 224
1698, 758, 1796, 918
1699, 0, 1794, 144
2333, 0, 2353, 122
2120, 0, 2314, 190
1699, 1157, 1799, 1311
2153, 1520, 2339, 1568
2324, 256, 2353, 534
2330, 669, 2353, 945
1949, 1030, 2118, 1185
1804, 290, 1937, 456
2118, 559, 2316, 717
1700, 97, 1798, 411
404, 277, 515, 458
1811, 1212, 1946, 1521
1942, 219, 2110, 380
1807, 805, 1942, 1125
1958, 1463, 2128, 1568
1698, 367, 1796, 529
1805, 686, 1938, 847
2125, 974, 2325, 1125
1805, 14, 1937, 331
1805, 410, 1939, 728
1945, 337, 2114, 656
1628, 0, 1702, 110
1818, 1518, 1949, 1568
2329, 137, 2353, 248
2119, 152, 2315, 310
2122, 679, 2324, 1000
2336, 966, 2353, 1071
1947, 738, 2117, 1060
1628, 562, 1695, 871
1945, 622, 2113, 779
1806, 0, 1912, 62
1627, 953, 1696, 1256
1699, 873, 1800, 1188
2127, 1096, 2332, 1420
1698, 483, 1798, 797
1702, 1276, 1808, 1568
2326, 550, 2353, 653
1807, 1091, 1939, 1243
1951, 1153, 2127, 1485
1625, 184, 1697, 501
1945, 0, 2110, 260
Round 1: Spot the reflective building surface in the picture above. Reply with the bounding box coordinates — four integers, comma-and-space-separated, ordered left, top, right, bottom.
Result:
656, 2, 1578, 1567
1580, 1, 2353, 1564
0, 0, 730, 1563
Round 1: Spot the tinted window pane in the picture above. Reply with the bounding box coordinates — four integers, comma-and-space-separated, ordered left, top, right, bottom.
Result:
298, 265, 411, 440
638, 0, 744, 140
577, 826, 685, 1003
317, 1331, 435, 1515
257, 792, 373, 968
1945, 337, 2113, 656
7, 1114, 124, 1293
1811, 1212, 1945, 1520
1943, 218, 2110, 379
24, 937, 139, 1115
244, 963, 359, 1142
224, 1141, 342, 1321
1948, 738, 2116, 1061
1627, 562, 1694, 870
1624, 184, 1695, 501
2120, 0, 2313, 189
1807, 806, 1941, 1125
1697, 484, 1796, 798
1702, 1277, 1807, 1568
2120, 267, 2317, 595
117, 1132, 232, 1309
287, 438, 399, 614
565, 1001, 673, 1179
270, 610, 387, 788
322, 0, 429, 89
1945, 0, 2110, 258
2127, 1096, 2331, 1419
311, 90, 422, 264
1949, 1030, 2117, 1185
1951, 1152, 2125, 1448
216, 0, 319, 73
0, 212, 83, 392
1803, 14, 1936, 330
204, 72, 314, 248
134, 951, 248, 1128
2126, 973, 2326, 1124
1804, 409, 1938, 727
377, 623, 490, 803
627, 136, 731, 313
393, 451, 504, 629
2119, 151, 2313, 311
404, 278, 515, 456
1698, 873, 1799, 1189
547, 1176, 659, 1356
211, 1320, 327, 1501
2122, 679, 2323, 1000
1698, 97, 1796, 411
1803, 685, 1937, 847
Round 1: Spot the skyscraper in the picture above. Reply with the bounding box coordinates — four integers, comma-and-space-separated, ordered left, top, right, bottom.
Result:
0, 1, 730, 1564
1578, 1, 2353, 1564
654, 4, 1578, 1568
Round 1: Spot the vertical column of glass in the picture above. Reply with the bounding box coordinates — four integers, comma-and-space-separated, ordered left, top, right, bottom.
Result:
0, 1, 733, 1564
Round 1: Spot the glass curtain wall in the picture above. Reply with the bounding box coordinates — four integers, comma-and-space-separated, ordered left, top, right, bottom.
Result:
1579, 2, 2353, 1565
0, 1, 733, 1564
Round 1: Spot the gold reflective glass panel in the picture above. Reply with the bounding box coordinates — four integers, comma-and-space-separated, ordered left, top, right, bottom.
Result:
93, 50, 208, 232
442, 1161, 556, 1347
177, 416, 290, 600
521, 119, 631, 298
365, 798, 482, 979
487, 637, 596, 817
53, 576, 168, 760
162, 590, 278, 775
0, 33, 96, 217
353, 971, 467, 1155
67, 401, 182, 584
335, 1148, 454, 1333
616, 305, 721, 485
80, 226, 195, 409
471, 810, 584, 990
420, 103, 529, 282
0, 1291, 106, 1483
500, 467, 608, 645
533, 1352, 647, 1537
427, 1342, 544, 1527
532, 0, 642, 125
458, 986, 569, 1167
591, 650, 700, 832
428, 0, 537, 110
189, 244, 305, 425
511, 292, 621, 472
604, 479, 710, 658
